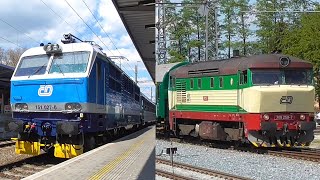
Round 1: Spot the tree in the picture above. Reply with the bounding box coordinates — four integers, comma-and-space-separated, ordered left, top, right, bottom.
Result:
234, 0, 251, 56
0, 47, 6, 65
220, 0, 237, 58
281, 5, 320, 103
165, 0, 207, 63
255, 0, 290, 53
5, 47, 26, 67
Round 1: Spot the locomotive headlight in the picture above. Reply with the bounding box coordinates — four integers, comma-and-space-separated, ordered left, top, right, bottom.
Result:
65, 103, 82, 111
263, 114, 270, 121
15, 103, 28, 110
52, 44, 59, 51
66, 104, 73, 110
23, 104, 28, 109
300, 114, 306, 120
46, 45, 52, 51
75, 103, 82, 110
43, 43, 62, 54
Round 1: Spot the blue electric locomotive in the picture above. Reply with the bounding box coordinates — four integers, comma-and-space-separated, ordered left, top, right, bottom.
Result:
9, 34, 145, 158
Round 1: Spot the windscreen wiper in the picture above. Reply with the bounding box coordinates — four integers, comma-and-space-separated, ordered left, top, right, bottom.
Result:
55, 63, 64, 76
28, 63, 47, 78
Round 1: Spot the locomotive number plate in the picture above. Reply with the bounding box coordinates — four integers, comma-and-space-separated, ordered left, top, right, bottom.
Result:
35, 104, 58, 111
275, 115, 294, 120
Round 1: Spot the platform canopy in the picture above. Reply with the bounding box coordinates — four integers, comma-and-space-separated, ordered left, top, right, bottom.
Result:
0, 64, 14, 89
112, 0, 155, 82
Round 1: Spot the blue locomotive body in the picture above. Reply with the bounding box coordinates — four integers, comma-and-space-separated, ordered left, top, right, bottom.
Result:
10, 38, 145, 158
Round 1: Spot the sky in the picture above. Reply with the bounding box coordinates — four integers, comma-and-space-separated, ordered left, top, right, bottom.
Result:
0, 0, 155, 101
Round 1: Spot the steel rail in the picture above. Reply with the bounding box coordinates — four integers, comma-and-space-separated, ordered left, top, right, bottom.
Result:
156, 158, 251, 180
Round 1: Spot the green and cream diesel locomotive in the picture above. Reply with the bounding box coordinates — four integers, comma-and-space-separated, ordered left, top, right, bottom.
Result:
157, 54, 316, 147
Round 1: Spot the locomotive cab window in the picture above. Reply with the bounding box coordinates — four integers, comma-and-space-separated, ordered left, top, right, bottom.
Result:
252, 69, 312, 85
15, 55, 50, 76
49, 51, 90, 74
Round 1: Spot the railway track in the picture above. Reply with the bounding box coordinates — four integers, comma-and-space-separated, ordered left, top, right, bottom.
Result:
0, 153, 65, 180
267, 149, 320, 162
157, 135, 320, 163
0, 140, 15, 148
156, 158, 250, 180
156, 169, 194, 180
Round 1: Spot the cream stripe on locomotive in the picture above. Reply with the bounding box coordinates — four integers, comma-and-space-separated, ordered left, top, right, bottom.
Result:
240, 85, 314, 113
169, 85, 314, 113
169, 90, 237, 107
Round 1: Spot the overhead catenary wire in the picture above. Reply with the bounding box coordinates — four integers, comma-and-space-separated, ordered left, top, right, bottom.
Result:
63, 0, 114, 54
0, 35, 24, 48
0, 18, 40, 45
40, 0, 83, 37
64, 0, 135, 77
81, 0, 136, 73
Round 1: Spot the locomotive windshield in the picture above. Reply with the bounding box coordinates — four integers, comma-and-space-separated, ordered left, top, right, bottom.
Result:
49, 51, 90, 74
14, 55, 50, 76
252, 69, 312, 85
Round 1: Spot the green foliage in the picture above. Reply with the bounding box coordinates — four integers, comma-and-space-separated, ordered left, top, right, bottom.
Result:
165, 0, 208, 62
168, 50, 186, 63
281, 6, 320, 98
162, 0, 320, 99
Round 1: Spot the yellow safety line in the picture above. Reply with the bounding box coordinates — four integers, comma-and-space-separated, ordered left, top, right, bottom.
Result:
88, 136, 148, 180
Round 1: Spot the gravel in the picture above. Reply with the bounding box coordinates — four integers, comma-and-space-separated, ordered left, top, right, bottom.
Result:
0, 146, 31, 166
156, 139, 320, 180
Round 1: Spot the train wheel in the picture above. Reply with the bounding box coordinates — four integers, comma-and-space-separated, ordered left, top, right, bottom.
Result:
84, 136, 96, 152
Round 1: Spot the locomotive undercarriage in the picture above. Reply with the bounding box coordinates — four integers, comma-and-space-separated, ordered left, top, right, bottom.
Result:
11, 120, 85, 158
171, 119, 316, 147
248, 121, 316, 147
248, 130, 314, 147
9, 112, 143, 158
174, 119, 244, 142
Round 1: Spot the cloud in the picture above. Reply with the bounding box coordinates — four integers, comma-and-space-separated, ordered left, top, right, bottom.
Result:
0, 0, 97, 47
97, 0, 127, 35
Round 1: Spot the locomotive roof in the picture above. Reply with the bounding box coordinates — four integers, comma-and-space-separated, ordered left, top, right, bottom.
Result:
20, 42, 94, 57
170, 54, 313, 78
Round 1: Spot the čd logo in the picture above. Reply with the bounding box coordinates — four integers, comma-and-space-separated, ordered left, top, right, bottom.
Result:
38, 85, 53, 96
280, 96, 293, 104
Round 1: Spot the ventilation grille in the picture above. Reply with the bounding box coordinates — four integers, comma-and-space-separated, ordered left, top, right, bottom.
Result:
188, 68, 219, 76
176, 80, 186, 103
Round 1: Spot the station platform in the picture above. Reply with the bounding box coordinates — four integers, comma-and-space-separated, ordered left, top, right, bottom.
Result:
24, 126, 155, 180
